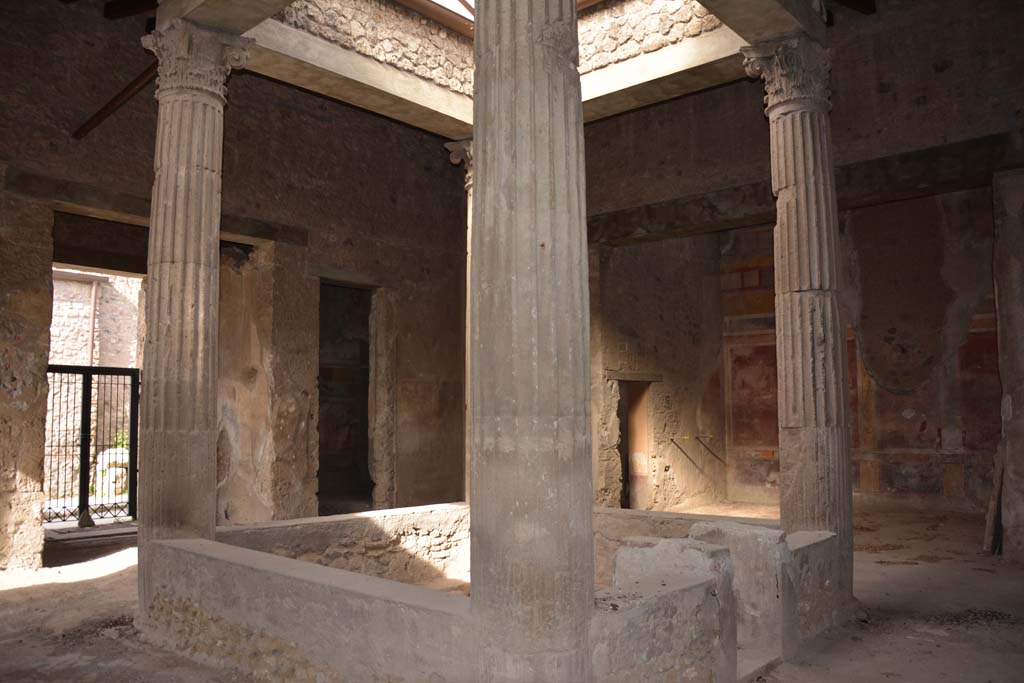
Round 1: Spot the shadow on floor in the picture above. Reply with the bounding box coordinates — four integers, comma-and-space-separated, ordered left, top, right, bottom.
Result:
43, 522, 137, 568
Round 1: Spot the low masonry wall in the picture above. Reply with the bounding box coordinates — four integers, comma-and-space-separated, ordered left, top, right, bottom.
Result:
216, 503, 470, 587
144, 504, 761, 681
182, 503, 843, 680
592, 506, 778, 589
141, 539, 474, 682
596, 535, 737, 681
596, 508, 847, 674
784, 530, 846, 656
689, 520, 790, 664
217, 502, 780, 592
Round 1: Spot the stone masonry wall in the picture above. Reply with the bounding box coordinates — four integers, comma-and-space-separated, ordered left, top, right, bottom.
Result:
591, 234, 725, 510
279, 0, 721, 96
1, 0, 467, 555
95, 274, 141, 368
217, 504, 471, 587
50, 278, 94, 365
578, 0, 720, 75
0, 172, 52, 570
50, 270, 141, 368
278, 0, 474, 95
44, 270, 141, 516
585, 0, 1024, 217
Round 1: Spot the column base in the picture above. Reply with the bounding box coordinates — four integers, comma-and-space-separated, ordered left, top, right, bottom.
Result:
478, 645, 589, 683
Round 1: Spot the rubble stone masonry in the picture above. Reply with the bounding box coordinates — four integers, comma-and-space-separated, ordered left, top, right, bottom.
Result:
279, 0, 721, 96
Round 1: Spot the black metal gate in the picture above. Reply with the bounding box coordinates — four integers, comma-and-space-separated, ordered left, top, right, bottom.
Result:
43, 365, 139, 525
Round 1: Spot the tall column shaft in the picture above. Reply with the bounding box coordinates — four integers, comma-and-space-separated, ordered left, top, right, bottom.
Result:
744, 35, 853, 591
446, 139, 473, 502
993, 169, 1024, 561
471, 2, 594, 680
138, 21, 248, 555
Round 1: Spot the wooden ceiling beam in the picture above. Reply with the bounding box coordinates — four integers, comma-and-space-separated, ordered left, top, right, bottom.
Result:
72, 62, 157, 140
104, 0, 158, 20
832, 0, 876, 14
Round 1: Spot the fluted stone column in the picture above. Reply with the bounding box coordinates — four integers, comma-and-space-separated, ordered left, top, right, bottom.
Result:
137, 21, 248, 582
446, 139, 473, 502
992, 170, 1024, 562
471, 2, 594, 679
743, 35, 853, 593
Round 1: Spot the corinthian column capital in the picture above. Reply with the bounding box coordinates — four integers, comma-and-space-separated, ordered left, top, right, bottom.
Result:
445, 139, 474, 193
741, 34, 831, 115
142, 20, 251, 103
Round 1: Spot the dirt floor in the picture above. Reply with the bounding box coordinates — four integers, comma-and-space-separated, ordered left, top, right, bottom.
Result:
1, 509, 1022, 682
0, 547, 246, 682
766, 508, 1024, 683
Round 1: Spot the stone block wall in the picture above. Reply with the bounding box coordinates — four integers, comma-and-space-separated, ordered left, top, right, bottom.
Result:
0, 175, 52, 570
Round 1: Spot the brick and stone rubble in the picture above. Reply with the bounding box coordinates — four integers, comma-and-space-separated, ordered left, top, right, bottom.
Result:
578, 0, 720, 75
278, 0, 722, 97
278, 0, 475, 95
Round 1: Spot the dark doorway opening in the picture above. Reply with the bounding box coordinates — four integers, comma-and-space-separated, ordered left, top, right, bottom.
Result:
318, 283, 373, 515
616, 381, 652, 510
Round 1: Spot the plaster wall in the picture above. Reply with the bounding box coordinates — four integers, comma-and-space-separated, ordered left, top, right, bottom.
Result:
722, 190, 1000, 510
0, 0, 467, 536
591, 234, 725, 510
217, 247, 282, 524
217, 243, 352, 524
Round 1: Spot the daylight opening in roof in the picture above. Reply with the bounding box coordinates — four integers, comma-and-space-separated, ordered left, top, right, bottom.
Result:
429, 0, 475, 21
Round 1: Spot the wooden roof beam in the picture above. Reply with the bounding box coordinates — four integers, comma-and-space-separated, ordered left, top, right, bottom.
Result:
698, 0, 826, 44
156, 0, 294, 34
